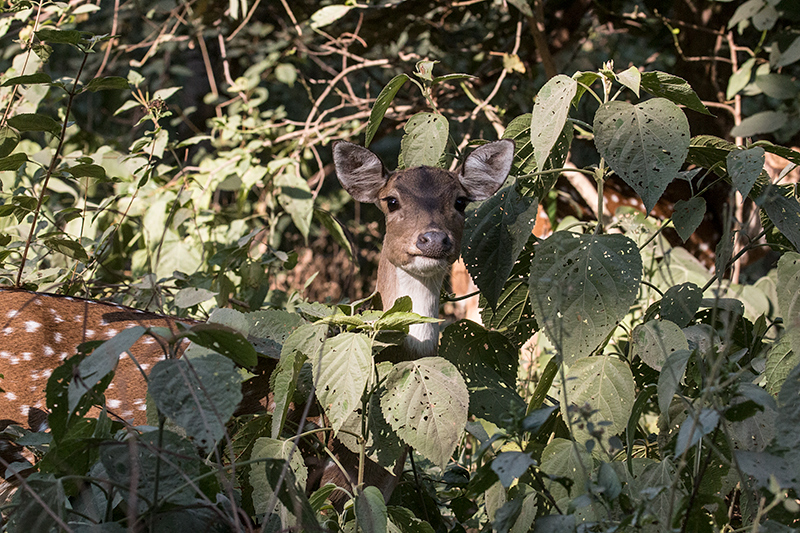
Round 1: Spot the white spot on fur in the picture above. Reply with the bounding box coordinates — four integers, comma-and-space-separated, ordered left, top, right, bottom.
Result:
105, 329, 118, 338
107, 399, 121, 409
54, 332, 63, 343
44, 346, 55, 356
6, 310, 18, 318
5, 392, 17, 401
22, 352, 32, 361
0, 351, 10, 359
86, 329, 95, 338
24, 321, 41, 332
2, 327, 13, 335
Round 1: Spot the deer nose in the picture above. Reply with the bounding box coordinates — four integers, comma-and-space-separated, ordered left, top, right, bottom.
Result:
416, 231, 452, 257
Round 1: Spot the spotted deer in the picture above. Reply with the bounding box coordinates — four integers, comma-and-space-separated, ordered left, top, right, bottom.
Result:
0, 138, 514, 504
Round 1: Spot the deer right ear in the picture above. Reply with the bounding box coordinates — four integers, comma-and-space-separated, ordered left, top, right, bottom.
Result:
333, 141, 388, 204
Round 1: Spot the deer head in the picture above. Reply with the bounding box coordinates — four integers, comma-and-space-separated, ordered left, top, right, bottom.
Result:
333, 139, 514, 358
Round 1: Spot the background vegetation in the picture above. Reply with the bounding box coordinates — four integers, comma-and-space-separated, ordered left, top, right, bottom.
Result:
1, 0, 800, 531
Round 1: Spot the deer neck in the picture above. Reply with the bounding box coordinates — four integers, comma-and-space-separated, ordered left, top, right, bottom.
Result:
377, 255, 444, 358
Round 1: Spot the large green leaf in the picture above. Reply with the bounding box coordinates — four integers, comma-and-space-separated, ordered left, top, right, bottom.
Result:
562, 356, 636, 446
765, 335, 799, 396
539, 438, 591, 502
529, 231, 642, 363
640, 71, 712, 116
249, 438, 308, 515
439, 321, 524, 424
462, 180, 538, 309
777, 252, 800, 358
659, 282, 702, 328
7, 113, 62, 137
356, 486, 388, 533
381, 356, 468, 467
312, 331, 373, 434
672, 197, 706, 243
399, 112, 448, 168
148, 353, 242, 453
594, 98, 690, 213
365, 74, 409, 147
531, 75, 577, 173
727, 146, 764, 198
631, 319, 688, 371
731, 110, 786, 137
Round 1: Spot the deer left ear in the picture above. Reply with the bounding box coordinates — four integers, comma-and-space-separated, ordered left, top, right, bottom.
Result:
333, 141, 388, 204
459, 139, 515, 200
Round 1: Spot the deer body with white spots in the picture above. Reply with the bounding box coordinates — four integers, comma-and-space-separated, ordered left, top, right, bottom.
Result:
0, 289, 194, 426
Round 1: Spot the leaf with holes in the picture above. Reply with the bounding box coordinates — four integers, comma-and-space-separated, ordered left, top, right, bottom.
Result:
149, 353, 242, 453
492, 451, 535, 488
503, 114, 572, 198
563, 356, 636, 446
777, 252, 800, 358
440, 321, 524, 424
765, 335, 799, 396
594, 98, 690, 213
660, 282, 702, 328
675, 408, 719, 456
631, 319, 688, 371
312, 331, 373, 434
727, 147, 764, 198
399, 112, 449, 168
462, 181, 537, 309
531, 75, 577, 173
762, 185, 800, 251
540, 438, 591, 502
68, 326, 146, 413
528, 232, 642, 363
365, 74, 409, 147
381, 356, 469, 467
672, 197, 706, 243
640, 71, 712, 116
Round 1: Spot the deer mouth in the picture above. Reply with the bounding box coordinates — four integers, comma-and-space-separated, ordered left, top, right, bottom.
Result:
402, 255, 452, 277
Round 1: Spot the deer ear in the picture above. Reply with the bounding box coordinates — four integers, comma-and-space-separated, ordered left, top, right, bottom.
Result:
333, 141, 388, 203
459, 139, 515, 200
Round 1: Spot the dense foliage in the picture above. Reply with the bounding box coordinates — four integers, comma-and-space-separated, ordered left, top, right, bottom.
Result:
1, 0, 800, 532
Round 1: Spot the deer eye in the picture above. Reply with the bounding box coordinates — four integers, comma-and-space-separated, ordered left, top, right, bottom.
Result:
454, 197, 469, 213
383, 196, 400, 212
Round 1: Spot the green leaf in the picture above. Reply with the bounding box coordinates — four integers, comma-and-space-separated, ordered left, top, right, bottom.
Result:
68, 326, 146, 413
309, 5, 353, 29
43, 236, 90, 261
631, 319, 688, 371
777, 252, 800, 358
35, 28, 92, 45
7, 113, 62, 137
775, 35, 800, 68
563, 356, 636, 444
462, 180, 538, 309
84, 76, 129, 92
249, 438, 308, 515
261, 458, 319, 529
660, 282, 702, 328
594, 98, 690, 213
0, 126, 20, 158
356, 486, 388, 533
531, 75, 577, 173
761, 185, 800, 251
506, 0, 533, 16
149, 353, 242, 453
675, 408, 719, 456
726, 57, 755, 100
440, 321, 524, 424
727, 146, 764, 198
275, 166, 314, 241
492, 451, 535, 488
174, 287, 216, 308
365, 74, 409, 147
0, 152, 28, 171
66, 163, 107, 180
529, 232, 642, 363
381, 356, 468, 467
399, 112, 448, 168
540, 438, 590, 502
765, 335, 799, 396
672, 197, 706, 242
731, 110, 786, 137
640, 71, 712, 116
616, 66, 641, 97
776, 360, 800, 455
1, 73, 51, 86
184, 323, 258, 367
658, 349, 691, 422
314, 208, 353, 260
755, 73, 797, 100
312, 331, 373, 434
